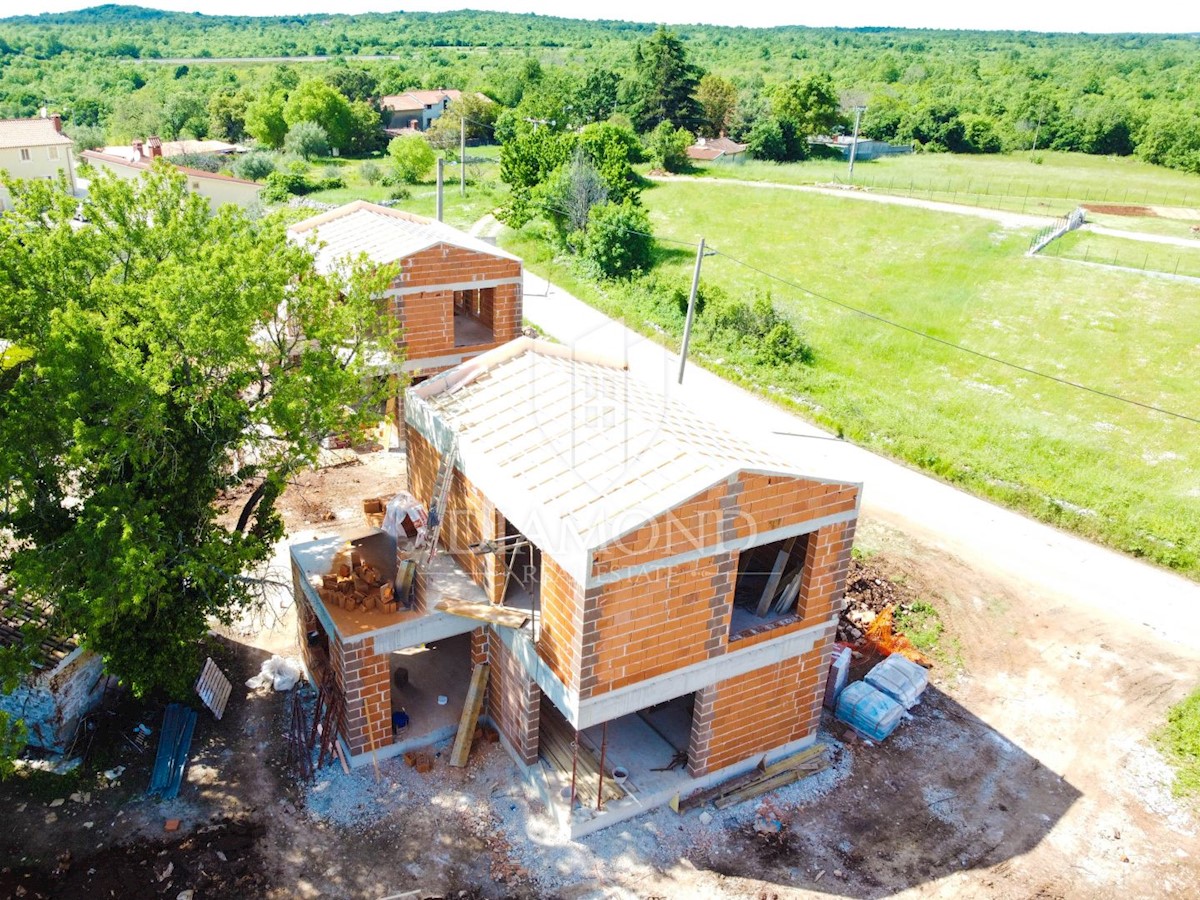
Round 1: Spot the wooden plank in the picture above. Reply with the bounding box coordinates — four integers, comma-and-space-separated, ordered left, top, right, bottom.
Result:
762, 744, 826, 778
714, 770, 803, 809
449, 663, 489, 768
773, 568, 804, 616
755, 537, 797, 617
435, 597, 529, 630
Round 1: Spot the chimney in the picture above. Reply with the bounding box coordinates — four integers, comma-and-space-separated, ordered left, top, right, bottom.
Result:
148, 135, 163, 159
132, 139, 144, 159
50, 113, 62, 134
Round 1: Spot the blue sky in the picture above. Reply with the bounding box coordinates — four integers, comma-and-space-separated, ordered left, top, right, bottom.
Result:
16, 1, 1198, 33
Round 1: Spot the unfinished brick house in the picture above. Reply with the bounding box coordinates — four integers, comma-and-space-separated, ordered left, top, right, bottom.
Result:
287, 201, 522, 439
290, 337, 860, 835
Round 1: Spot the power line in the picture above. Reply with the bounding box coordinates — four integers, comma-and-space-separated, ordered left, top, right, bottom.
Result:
708, 247, 1200, 426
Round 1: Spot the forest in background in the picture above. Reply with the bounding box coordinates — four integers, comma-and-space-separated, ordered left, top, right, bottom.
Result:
1, 5, 1199, 173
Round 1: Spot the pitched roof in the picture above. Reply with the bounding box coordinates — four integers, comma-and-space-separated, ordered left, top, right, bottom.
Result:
407, 339, 858, 571
686, 136, 747, 160
0, 117, 74, 150
101, 138, 244, 158
287, 200, 519, 273
380, 88, 462, 111
79, 150, 261, 186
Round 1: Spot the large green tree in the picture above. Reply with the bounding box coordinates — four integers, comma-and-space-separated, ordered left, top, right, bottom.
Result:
244, 89, 287, 149
284, 79, 354, 151
623, 26, 704, 133
0, 166, 400, 697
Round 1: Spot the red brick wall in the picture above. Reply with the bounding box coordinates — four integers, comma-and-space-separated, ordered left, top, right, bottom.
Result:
582, 553, 734, 697
591, 483, 727, 579
687, 633, 834, 776
537, 556, 585, 693
733, 474, 857, 541
581, 472, 858, 695
406, 425, 506, 606
388, 244, 522, 370
333, 635, 392, 757
482, 630, 541, 765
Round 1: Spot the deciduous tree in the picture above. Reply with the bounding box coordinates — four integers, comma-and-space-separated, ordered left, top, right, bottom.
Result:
0, 167, 400, 698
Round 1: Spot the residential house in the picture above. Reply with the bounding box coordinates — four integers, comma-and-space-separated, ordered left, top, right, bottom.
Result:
81, 137, 261, 210
686, 135, 748, 163
290, 337, 861, 836
99, 138, 246, 159
0, 113, 76, 211
287, 200, 523, 380
379, 89, 490, 132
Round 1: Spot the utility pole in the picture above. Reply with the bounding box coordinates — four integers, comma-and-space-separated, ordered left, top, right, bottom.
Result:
848, 105, 866, 181
677, 238, 707, 384
436, 158, 444, 222
460, 116, 466, 197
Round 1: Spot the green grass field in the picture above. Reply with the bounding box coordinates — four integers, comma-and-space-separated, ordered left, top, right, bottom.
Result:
1044, 230, 1200, 279
694, 151, 1200, 218
506, 176, 1200, 577
298, 149, 503, 230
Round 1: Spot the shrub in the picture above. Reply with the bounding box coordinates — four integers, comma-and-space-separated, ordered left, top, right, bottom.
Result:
583, 201, 654, 278
702, 293, 814, 366
387, 186, 411, 201
259, 171, 343, 202
233, 150, 277, 181
387, 135, 436, 184
359, 160, 382, 185
284, 121, 330, 160
646, 121, 693, 172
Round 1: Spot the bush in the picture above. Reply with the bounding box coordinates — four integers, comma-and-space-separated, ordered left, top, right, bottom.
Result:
232, 150, 277, 181
284, 121, 331, 160
260, 171, 343, 202
583, 201, 654, 278
702, 293, 814, 366
387, 186, 411, 201
387, 135, 436, 184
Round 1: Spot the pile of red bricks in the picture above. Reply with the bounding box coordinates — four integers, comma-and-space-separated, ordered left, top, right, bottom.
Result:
318, 550, 399, 615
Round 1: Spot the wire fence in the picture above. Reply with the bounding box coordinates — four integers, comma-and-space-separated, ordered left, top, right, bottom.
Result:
837, 172, 1200, 214
1028, 208, 1086, 254
1038, 236, 1200, 280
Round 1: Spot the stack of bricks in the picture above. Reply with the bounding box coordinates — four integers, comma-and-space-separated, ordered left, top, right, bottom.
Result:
316, 549, 399, 615
686, 637, 834, 777
334, 636, 392, 756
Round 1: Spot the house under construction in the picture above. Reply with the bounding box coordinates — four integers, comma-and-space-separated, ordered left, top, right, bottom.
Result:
290, 338, 861, 835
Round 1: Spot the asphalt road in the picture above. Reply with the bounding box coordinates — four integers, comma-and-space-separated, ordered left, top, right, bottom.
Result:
521, 270, 1200, 649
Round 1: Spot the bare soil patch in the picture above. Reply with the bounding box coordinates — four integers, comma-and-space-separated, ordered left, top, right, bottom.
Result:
4, 452, 1200, 898
1083, 203, 1159, 217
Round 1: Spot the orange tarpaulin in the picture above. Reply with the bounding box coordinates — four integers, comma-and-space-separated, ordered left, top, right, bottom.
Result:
861, 606, 933, 668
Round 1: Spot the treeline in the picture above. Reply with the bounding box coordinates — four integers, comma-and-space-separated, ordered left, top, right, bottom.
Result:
1, 6, 1199, 172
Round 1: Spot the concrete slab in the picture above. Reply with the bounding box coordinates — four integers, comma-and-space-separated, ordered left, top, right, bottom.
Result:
389, 632, 472, 749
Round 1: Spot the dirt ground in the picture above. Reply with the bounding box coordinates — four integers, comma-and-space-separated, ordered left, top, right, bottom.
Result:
3, 448, 1199, 899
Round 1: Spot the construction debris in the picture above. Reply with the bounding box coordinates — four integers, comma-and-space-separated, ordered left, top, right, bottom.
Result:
838, 559, 933, 667
678, 744, 829, 812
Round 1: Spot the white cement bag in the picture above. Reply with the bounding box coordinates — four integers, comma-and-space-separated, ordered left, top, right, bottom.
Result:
245, 655, 303, 692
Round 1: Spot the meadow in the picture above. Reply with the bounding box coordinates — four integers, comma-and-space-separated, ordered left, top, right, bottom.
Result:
504, 174, 1200, 577
697, 151, 1200, 225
